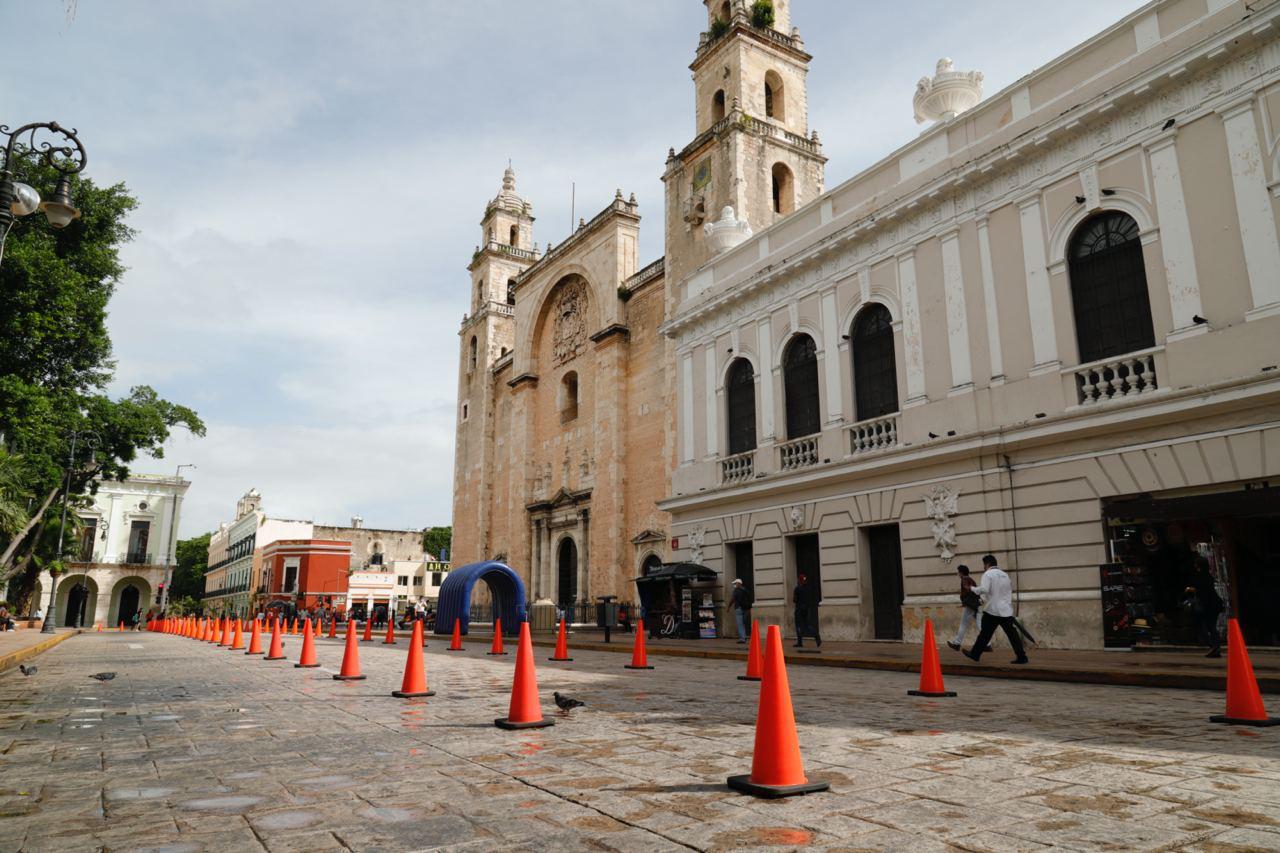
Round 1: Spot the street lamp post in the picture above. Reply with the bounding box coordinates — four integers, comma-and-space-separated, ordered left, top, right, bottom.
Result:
161, 464, 195, 612
0, 121, 87, 268
41, 429, 97, 633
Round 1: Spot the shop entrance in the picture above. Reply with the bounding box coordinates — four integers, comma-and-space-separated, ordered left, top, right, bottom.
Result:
1104, 484, 1280, 647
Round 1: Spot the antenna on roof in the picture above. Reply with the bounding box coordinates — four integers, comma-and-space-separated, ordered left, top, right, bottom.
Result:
570, 181, 575, 234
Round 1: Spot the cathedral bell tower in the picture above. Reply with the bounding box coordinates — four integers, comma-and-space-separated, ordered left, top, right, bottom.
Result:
663, 0, 825, 295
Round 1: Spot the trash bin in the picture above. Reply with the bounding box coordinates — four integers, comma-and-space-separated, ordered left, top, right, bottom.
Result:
596, 595, 618, 642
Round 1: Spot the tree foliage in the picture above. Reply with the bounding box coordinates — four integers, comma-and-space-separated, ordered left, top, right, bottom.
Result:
421, 526, 452, 561
0, 158, 205, 611
171, 531, 211, 601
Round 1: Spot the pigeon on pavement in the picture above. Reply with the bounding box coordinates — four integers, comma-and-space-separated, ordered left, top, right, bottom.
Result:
553, 691, 585, 713
88, 672, 116, 681
18, 665, 36, 676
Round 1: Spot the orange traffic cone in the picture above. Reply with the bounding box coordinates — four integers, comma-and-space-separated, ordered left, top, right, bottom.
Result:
314, 618, 322, 639
328, 618, 337, 639
333, 620, 366, 681
362, 618, 373, 642
295, 618, 319, 668
548, 617, 572, 662
290, 618, 299, 636
118, 621, 124, 631
739, 620, 763, 681
265, 617, 286, 661
909, 620, 956, 698
1210, 619, 1279, 726
447, 618, 464, 651
245, 617, 264, 655
229, 618, 245, 651
392, 620, 434, 697
211, 617, 224, 645
96, 623, 102, 632
625, 620, 654, 669
495, 622, 553, 730
488, 618, 507, 655
727, 624, 829, 798
383, 620, 396, 645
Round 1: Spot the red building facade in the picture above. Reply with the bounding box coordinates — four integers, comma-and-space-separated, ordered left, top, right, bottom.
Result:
262, 539, 352, 614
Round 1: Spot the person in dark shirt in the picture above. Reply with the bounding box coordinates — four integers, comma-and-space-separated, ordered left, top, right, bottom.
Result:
793, 574, 822, 648
1185, 557, 1224, 658
730, 579, 753, 643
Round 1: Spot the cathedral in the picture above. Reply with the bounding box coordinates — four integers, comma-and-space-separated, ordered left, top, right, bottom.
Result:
450, 0, 823, 607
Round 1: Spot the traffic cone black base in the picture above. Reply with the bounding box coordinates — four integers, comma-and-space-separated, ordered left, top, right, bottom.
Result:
265, 651, 286, 661
727, 775, 829, 799
1209, 714, 1280, 726
494, 717, 554, 730
737, 675, 761, 682
624, 664, 654, 670
333, 673, 366, 681
908, 689, 957, 698
392, 688, 435, 698
487, 651, 508, 656
547, 657, 573, 661
294, 662, 320, 668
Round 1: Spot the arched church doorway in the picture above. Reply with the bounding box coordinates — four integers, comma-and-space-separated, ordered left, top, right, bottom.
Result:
62, 577, 97, 628
641, 553, 663, 575
557, 537, 578, 606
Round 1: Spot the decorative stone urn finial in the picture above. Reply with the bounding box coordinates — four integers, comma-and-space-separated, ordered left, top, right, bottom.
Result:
913, 57, 984, 125
703, 205, 753, 254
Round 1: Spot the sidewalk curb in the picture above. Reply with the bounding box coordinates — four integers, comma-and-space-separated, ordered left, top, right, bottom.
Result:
526, 636, 1269, 694
0, 630, 82, 675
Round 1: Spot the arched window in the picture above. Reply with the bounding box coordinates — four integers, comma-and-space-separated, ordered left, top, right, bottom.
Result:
764, 71, 784, 121
852, 304, 899, 420
468, 336, 478, 372
782, 334, 820, 438
560, 371, 579, 423
1068, 211, 1155, 363
507, 278, 516, 306
712, 89, 726, 123
717, 1, 730, 22
771, 162, 794, 215
509, 224, 519, 246
642, 553, 663, 575
725, 358, 757, 455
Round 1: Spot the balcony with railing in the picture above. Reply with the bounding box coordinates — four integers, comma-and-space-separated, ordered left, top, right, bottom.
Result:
1069, 348, 1161, 407
778, 435, 819, 471
125, 550, 152, 565
720, 450, 755, 484
848, 414, 899, 455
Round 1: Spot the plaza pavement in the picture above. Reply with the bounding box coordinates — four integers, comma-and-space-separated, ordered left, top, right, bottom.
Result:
1, 631, 1278, 852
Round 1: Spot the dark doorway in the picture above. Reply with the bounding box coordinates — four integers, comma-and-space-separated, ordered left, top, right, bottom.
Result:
118, 585, 140, 626
642, 553, 663, 575
557, 537, 578, 606
65, 584, 91, 627
730, 541, 755, 595
790, 533, 822, 601
866, 524, 903, 640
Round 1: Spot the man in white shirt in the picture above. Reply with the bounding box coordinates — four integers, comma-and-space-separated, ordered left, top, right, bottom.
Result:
962, 554, 1029, 664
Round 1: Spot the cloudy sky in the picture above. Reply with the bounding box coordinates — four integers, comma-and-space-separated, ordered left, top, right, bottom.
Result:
3, 0, 1144, 539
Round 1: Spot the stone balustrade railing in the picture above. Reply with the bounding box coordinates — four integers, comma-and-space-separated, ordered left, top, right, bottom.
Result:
778, 435, 819, 471
849, 414, 899, 455
1074, 351, 1159, 405
720, 450, 755, 484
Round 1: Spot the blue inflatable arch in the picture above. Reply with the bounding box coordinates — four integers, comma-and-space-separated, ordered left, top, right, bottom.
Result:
435, 560, 527, 636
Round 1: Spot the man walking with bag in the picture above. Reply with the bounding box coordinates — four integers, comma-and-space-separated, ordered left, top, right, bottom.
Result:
961, 554, 1029, 665
947, 565, 985, 652
730, 578, 752, 643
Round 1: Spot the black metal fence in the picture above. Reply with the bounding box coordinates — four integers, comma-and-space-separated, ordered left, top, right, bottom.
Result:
463, 600, 639, 629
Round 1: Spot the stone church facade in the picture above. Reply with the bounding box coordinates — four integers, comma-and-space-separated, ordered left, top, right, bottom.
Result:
451, 0, 822, 606
661, 0, 1280, 650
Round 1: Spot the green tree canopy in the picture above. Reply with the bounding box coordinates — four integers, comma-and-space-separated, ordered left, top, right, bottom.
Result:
171, 531, 211, 602
421, 526, 452, 561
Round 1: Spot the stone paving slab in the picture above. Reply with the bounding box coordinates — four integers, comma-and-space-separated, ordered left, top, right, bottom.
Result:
0, 632, 1278, 851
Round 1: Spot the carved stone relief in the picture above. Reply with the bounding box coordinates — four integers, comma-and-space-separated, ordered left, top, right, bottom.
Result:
688, 526, 706, 564
552, 279, 588, 366
923, 484, 961, 563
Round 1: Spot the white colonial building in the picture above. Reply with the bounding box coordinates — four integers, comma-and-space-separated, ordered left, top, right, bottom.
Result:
17, 474, 191, 627
661, 0, 1280, 650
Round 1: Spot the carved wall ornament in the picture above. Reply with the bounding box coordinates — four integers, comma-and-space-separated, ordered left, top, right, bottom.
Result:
922, 484, 961, 563
789, 506, 805, 530
551, 279, 588, 366
688, 526, 706, 564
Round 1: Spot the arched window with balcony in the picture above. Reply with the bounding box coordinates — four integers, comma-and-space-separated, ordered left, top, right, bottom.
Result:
782, 334, 820, 439
468, 336, 478, 372
1068, 211, 1155, 363
771, 162, 794, 215
851, 304, 899, 421
712, 89, 726, 123
559, 371, 579, 423
764, 70, 784, 122
725, 358, 757, 455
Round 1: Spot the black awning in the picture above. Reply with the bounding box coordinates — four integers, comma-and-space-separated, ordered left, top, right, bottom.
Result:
634, 562, 719, 584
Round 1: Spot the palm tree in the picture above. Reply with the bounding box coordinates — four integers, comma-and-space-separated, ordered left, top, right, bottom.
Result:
0, 449, 31, 540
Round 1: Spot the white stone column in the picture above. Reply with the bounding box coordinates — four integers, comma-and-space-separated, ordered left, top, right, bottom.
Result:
1145, 132, 1206, 337
1018, 195, 1060, 371
820, 287, 843, 422
939, 229, 974, 391
897, 250, 927, 405
1219, 97, 1280, 320
975, 215, 1005, 382
679, 351, 695, 463
703, 342, 718, 458
756, 317, 775, 441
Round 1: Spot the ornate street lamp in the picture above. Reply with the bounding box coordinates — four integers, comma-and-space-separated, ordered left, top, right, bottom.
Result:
0, 121, 88, 267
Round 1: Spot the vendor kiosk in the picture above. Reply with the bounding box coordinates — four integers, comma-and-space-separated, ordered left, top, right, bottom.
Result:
634, 562, 719, 639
